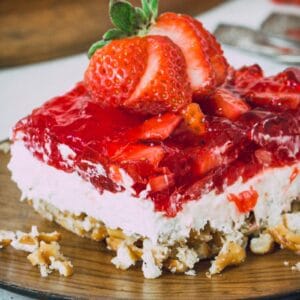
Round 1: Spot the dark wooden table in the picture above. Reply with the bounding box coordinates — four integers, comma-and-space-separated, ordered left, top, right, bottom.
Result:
0, 0, 225, 68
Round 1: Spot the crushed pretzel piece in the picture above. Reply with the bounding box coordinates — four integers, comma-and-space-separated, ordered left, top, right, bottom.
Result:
269, 218, 300, 253
291, 262, 300, 272
107, 228, 127, 240
27, 241, 73, 277
111, 242, 138, 270
250, 232, 274, 255
106, 236, 123, 251
176, 246, 199, 269
49, 257, 74, 277
38, 231, 61, 243
91, 226, 108, 241
0, 231, 15, 248
165, 258, 188, 273
0, 141, 10, 154
11, 227, 39, 253
208, 241, 246, 276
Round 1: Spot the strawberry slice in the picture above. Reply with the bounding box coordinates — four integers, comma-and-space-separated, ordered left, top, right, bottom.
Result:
231, 67, 300, 111
191, 142, 234, 176
150, 12, 228, 95
211, 88, 250, 121
132, 113, 182, 141
112, 144, 165, 168
84, 37, 148, 108
246, 92, 300, 110
124, 35, 192, 114
149, 173, 175, 192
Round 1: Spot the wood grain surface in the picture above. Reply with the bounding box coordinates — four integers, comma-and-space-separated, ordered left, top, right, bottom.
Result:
0, 150, 300, 299
0, 0, 224, 68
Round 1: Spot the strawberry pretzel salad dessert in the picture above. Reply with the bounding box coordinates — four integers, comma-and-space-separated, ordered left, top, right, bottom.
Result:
8, 0, 300, 278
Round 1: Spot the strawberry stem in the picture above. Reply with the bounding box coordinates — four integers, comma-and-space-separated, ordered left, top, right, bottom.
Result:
88, 0, 159, 58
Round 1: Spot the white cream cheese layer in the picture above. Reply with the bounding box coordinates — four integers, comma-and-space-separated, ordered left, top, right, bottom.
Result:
8, 141, 300, 245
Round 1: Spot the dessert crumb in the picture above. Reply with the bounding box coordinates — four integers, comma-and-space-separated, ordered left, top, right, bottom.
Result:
283, 261, 289, 267
291, 262, 300, 272
0, 226, 73, 277
0, 141, 10, 154
185, 269, 196, 276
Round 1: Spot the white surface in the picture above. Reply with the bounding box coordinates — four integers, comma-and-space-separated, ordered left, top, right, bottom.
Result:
1, 0, 300, 141
9, 141, 300, 244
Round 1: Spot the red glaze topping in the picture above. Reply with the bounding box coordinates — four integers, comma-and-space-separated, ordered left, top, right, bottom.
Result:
13, 66, 300, 217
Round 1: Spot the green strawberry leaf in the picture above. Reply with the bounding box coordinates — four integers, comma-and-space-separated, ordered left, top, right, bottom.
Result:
149, 0, 158, 21
109, 0, 138, 34
88, 40, 110, 58
141, 0, 151, 19
135, 7, 148, 25
103, 28, 127, 40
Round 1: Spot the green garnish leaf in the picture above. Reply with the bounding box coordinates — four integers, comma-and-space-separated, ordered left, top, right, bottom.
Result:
149, 0, 158, 21
103, 28, 126, 40
88, 40, 110, 58
135, 7, 148, 25
141, 0, 151, 19
88, 0, 160, 58
109, 0, 138, 34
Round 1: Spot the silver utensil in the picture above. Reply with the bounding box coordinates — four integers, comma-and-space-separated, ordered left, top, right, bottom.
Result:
214, 23, 300, 64
261, 13, 300, 45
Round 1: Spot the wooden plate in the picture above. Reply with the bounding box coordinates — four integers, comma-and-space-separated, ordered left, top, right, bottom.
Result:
0, 150, 300, 299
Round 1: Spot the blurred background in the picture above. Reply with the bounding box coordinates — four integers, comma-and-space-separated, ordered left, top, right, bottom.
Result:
0, 0, 225, 68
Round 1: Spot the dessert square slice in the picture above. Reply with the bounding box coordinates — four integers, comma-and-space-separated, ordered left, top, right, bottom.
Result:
8, 0, 300, 278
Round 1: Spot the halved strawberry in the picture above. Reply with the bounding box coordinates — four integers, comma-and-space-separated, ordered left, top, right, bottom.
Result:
112, 144, 165, 168
148, 173, 175, 192
84, 37, 148, 108
150, 12, 228, 95
124, 35, 192, 114
210, 88, 250, 121
130, 113, 182, 141
85, 35, 192, 115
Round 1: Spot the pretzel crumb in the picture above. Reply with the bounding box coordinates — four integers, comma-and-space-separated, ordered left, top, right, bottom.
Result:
0, 141, 10, 154
0, 231, 15, 248
0, 226, 73, 277
208, 241, 246, 276
291, 262, 300, 272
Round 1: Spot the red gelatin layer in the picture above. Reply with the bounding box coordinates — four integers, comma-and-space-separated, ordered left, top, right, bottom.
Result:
13, 66, 300, 217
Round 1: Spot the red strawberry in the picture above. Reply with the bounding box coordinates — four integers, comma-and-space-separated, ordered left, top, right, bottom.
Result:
149, 173, 175, 192
246, 92, 300, 110
150, 12, 228, 95
254, 149, 273, 166
230, 67, 300, 111
211, 88, 250, 121
190, 141, 235, 176
112, 144, 165, 168
124, 35, 192, 114
85, 35, 192, 115
84, 37, 148, 108
130, 113, 182, 141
